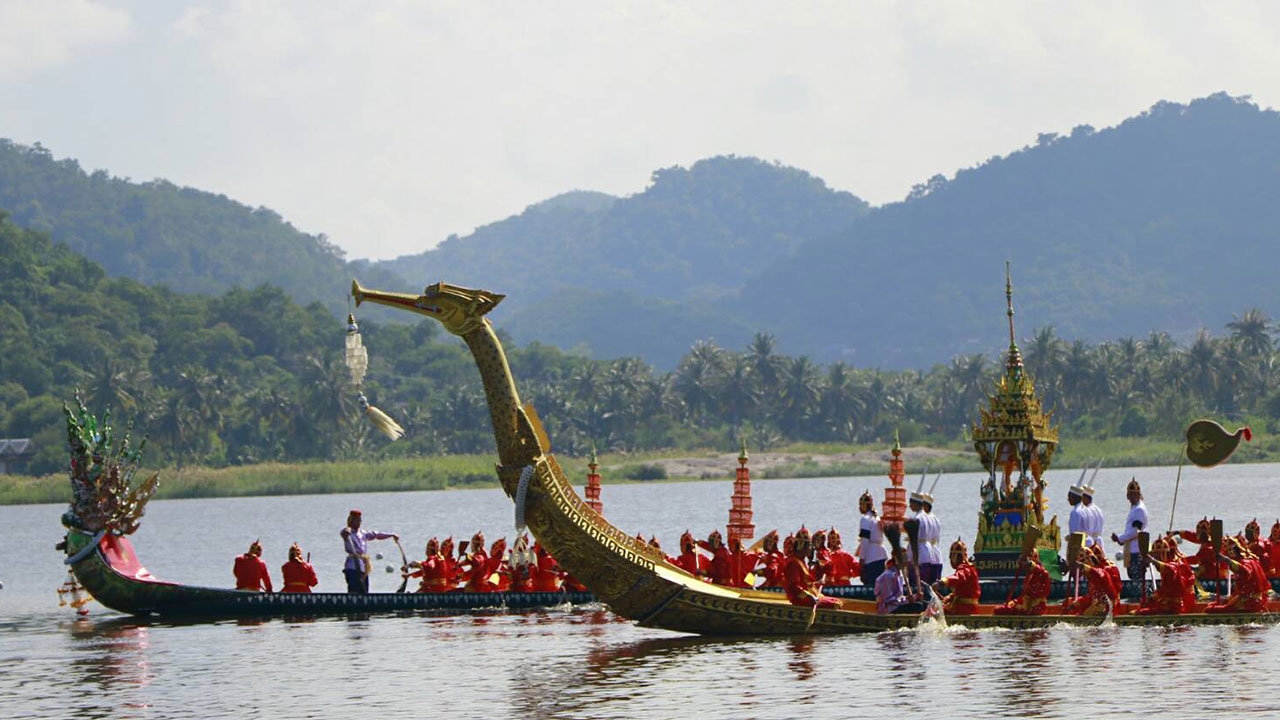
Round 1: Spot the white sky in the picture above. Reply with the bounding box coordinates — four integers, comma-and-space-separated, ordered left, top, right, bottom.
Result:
1, 1, 1278, 262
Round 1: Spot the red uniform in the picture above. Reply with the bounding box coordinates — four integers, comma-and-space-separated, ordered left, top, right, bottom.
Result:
280, 558, 317, 593
532, 546, 563, 592
411, 555, 453, 593
759, 550, 785, 587
234, 553, 273, 592
705, 545, 734, 586
1136, 560, 1191, 615
995, 561, 1050, 615
676, 550, 708, 577
1208, 557, 1270, 613
783, 555, 839, 608
941, 562, 980, 615
463, 549, 496, 592
1269, 542, 1280, 578
1179, 531, 1225, 580
1067, 565, 1115, 615
824, 549, 859, 586
728, 549, 761, 588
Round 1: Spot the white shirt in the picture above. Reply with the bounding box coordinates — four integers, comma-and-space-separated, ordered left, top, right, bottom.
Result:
1068, 503, 1087, 538
1116, 500, 1150, 554
917, 510, 943, 565
857, 512, 888, 563
1083, 501, 1104, 547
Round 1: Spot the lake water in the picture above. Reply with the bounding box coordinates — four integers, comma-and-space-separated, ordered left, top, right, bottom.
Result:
5, 462, 1280, 718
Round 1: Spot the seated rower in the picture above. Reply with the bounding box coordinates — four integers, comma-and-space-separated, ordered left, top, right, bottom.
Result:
1206, 538, 1271, 613
726, 535, 761, 589
1179, 517, 1225, 581
758, 530, 785, 588
1245, 519, 1272, 574
699, 530, 735, 586
675, 530, 708, 578
509, 534, 535, 593
234, 540, 273, 593
407, 537, 453, 593
934, 539, 980, 616
994, 553, 1051, 616
531, 543, 564, 593
280, 542, 318, 593
1269, 521, 1280, 578
1135, 536, 1193, 615
487, 537, 512, 592
824, 528, 860, 586
462, 531, 496, 592
784, 527, 840, 609
1065, 545, 1118, 616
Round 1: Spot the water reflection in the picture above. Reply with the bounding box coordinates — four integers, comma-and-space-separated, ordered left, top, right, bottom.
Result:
67, 619, 155, 718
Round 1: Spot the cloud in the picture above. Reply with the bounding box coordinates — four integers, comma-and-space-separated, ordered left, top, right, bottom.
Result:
0, 0, 129, 81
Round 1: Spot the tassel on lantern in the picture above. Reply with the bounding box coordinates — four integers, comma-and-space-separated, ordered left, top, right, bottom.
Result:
360, 393, 405, 440
345, 312, 404, 441
56, 571, 93, 615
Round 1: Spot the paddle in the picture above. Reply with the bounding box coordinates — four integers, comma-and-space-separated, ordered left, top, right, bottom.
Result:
1006, 525, 1042, 604
394, 537, 410, 594
1067, 532, 1085, 600
1210, 518, 1224, 603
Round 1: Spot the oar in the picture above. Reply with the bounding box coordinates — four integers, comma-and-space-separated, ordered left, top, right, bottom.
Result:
394, 538, 410, 594
929, 472, 943, 497
1167, 445, 1187, 533
916, 464, 930, 495
1006, 525, 1042, 604
1210, 519, 1224, 604
1067, 532, 1085, 600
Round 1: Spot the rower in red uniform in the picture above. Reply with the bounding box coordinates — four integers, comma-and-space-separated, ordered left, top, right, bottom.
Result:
1066, 545, 1119, 616
994, 553, 1050, 615
1135, 536, 1192, 615
675, 530, 708, 578
233, 540, 273, 592
811, 529, 831, 577
1178, 517, 1225, 581
462, 531, 496, 592
407, 538, 453, 593
726, 536, 761, 588
1207, 537, 1271, 613
280, 542, 317, 593
531, 543, 564, 592
824, 529, 860, 586
1245, 519, 1272, 574
783, 527, 840, 609
758, 530, 785, 588
649, 536, 677, 566
509, 534, 535, 593
934, 539, 980, 615
487, 537, 511, 592
699, 530, 734, 586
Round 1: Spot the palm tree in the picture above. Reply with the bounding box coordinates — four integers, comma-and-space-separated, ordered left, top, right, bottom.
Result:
714, 354, 758, 434
776, 356, 822, 438
1227, 308, 1274, 359
674, 340, 726, 425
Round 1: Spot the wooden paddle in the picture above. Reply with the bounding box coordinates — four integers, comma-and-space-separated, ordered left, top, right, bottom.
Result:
1006, 525, 1042, 603
1210, 518, 1224, 603
394, 538, 410, 594
1067, 532, 1084, 599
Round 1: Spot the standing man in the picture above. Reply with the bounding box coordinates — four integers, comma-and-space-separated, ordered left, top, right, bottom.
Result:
341, 509, 398, 594
856, 490, 888, 586
1081, 484, 1104, 549
912, 491, 944, 584
1111, 478, 1150, 582
233, 540, 273, 592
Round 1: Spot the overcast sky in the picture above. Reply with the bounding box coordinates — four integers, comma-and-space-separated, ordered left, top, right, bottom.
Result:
2, 1, 1277, 262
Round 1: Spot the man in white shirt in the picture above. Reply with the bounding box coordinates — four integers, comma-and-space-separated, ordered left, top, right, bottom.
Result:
1081, 485, 1104, 549
909, 491, 944, 584
1112, 478, 1150, 581
856, 490, 888, 586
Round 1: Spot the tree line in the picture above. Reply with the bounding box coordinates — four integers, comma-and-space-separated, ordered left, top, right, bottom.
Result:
3, 212, 1278, 475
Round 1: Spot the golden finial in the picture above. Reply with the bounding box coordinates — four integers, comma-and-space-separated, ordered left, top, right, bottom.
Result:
738, 437, 749, 464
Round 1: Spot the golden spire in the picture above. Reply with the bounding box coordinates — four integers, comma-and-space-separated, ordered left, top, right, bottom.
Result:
1005, 261, 1024, 378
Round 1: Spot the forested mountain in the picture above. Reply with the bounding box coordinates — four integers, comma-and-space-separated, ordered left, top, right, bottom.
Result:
748, 93, 1280, 366
0, 140, 407, 316
379, 156, 870, 366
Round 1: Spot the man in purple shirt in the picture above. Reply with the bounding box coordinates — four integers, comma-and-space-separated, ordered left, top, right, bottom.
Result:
341, 509, 399, 594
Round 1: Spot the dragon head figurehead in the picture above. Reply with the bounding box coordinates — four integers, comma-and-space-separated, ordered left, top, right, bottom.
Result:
352, 280, 505, 337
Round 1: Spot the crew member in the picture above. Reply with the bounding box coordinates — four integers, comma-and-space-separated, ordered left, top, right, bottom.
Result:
875, 548, 925, 615
1111, 478, 1150, 581
726, 535, 761, 588
1066, 545, 1118, 616
1269, 521, 1280, 577
934, 539, 980, 616
994, 553, 1051, 615
700, 530, 735, 586
1207, 538, 1271, 613
856, 491, 888, 586
1245, 519, 1272, 572
823, 528, 860, 586
676, 530, 708, 578
407, 537, 453, 593
234, 540, 273, 592
462, 531, 496, 592
532, 543, 565, 592
758, 530, 785, 587
783, 527, 840, 609
340, 509, 398, 594
1135, 536, 1192, 615
1081, 484, 1104, 548
280, 542, 317, 593
913, 491, 944, 584
1178, 518, 1224, 581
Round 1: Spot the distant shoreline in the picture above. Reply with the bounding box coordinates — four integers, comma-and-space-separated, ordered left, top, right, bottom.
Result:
1, 436, 1238, 506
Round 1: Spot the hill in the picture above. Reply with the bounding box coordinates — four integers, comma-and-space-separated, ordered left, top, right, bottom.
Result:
749, 93, 1280, 366
0, 140, 407, 317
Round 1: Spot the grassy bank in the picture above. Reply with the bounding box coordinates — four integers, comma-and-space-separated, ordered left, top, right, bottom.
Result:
4, 435, 1272, 506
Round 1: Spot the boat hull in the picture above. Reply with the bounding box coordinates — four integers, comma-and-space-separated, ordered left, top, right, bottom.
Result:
64, 530, 594, 619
